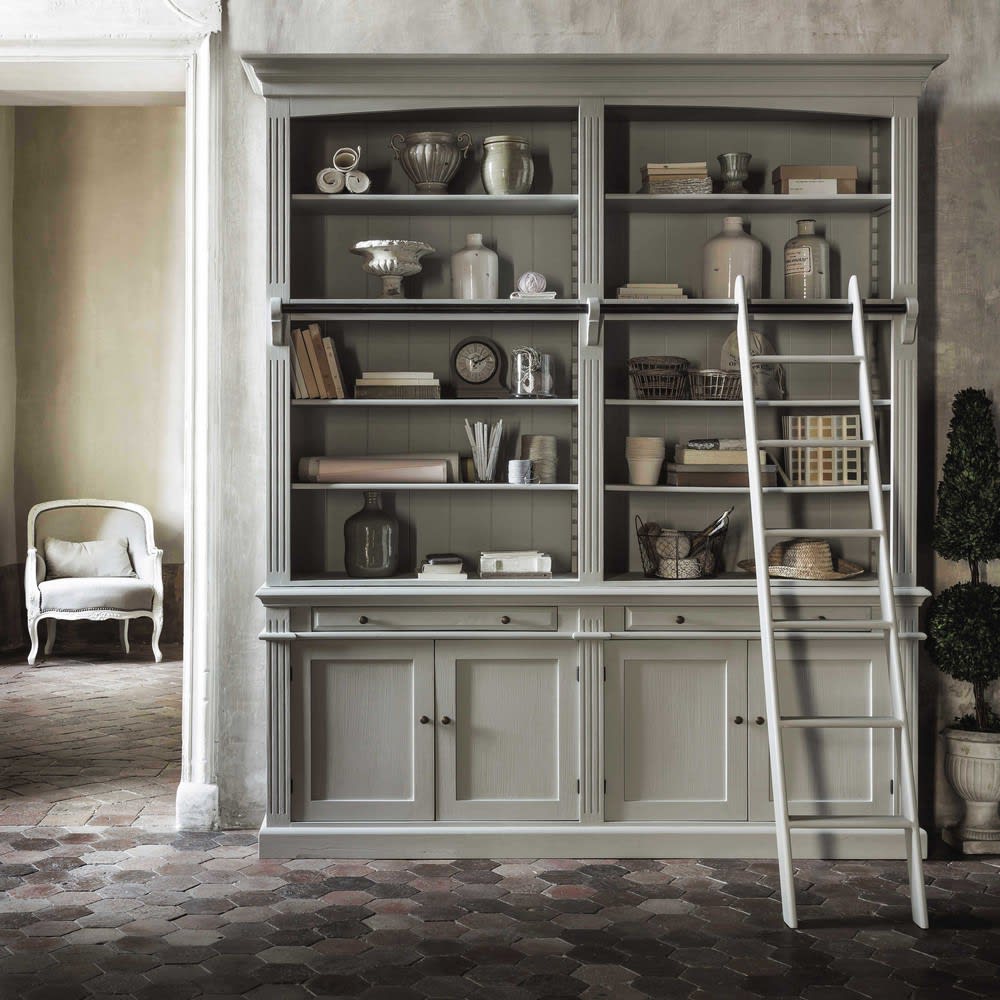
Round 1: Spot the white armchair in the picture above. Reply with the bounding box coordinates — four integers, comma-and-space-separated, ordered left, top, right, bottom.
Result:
25, 499, 164, 665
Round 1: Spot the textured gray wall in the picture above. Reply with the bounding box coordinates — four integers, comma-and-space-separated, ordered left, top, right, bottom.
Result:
218, 0, 1000, 828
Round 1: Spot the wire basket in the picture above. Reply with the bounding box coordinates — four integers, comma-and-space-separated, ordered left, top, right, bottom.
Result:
689, 368, 742, 401
628, 356, 690, 400
635, 508, 731, 580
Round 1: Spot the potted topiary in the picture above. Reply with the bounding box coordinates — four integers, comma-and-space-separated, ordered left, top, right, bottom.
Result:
927, 388, 1000, 852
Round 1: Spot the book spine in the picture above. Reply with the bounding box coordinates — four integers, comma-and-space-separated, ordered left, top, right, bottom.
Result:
354, 385, 441, 399
291, 328, 320, 398
307, 324, 336, 398
322, 336, 347, 399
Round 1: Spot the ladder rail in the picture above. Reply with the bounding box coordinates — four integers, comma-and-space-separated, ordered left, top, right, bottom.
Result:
733, 275, 798, 929
848, 276, 928, 928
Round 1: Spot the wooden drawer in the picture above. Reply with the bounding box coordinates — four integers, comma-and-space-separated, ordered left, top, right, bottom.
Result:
624, 605, 871, 631
312, 606, 558, 632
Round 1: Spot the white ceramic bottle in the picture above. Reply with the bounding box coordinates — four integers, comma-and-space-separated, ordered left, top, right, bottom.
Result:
702, 216, 763, 298
451, 233, 499, 299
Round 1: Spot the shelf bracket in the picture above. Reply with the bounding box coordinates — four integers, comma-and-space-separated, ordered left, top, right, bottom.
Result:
270, 296, 285, 347
902, 296, 918, 345
585, 296, 602, 347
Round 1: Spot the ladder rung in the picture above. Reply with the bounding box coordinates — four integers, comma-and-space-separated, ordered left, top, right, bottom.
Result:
752, 355, 863, 364
779, 715, 903, 729
771, 619, 891, 631
759, 438, 874, 449
764, 528, 882, 538
788, 815, 912, 830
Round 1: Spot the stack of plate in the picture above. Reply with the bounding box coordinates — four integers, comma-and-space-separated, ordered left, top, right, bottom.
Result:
626, 436, 666, 486
520, 435, 557, 484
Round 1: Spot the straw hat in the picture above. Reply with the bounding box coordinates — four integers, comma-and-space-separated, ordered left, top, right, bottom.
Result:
738, 538, 864, 580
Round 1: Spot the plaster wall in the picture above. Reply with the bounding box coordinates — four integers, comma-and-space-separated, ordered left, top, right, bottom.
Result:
0, 109, 15, 568
216, 0, 1000, 829
12, 107, 186, 564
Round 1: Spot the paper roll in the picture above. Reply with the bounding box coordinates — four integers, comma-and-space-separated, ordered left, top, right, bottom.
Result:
316, 167, 345, 194
345, 170, 372, 194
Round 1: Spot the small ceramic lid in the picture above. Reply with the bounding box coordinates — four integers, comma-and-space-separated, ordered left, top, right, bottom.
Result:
483, 135, 529, 145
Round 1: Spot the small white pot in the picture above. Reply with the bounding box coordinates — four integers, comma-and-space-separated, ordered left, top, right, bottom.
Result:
943, 728, 1000, 842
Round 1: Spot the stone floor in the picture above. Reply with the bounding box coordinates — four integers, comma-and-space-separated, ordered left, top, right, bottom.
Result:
1, 649, 999, 999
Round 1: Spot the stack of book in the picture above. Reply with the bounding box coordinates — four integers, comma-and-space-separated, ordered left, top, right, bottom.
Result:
667, 438, 777, 488
417, 555, 467, 582
354, 371, 441, 399
616, 282, 688, 301
479, 550, 553, 580
639, 161, 712, 194
290, 323, 347, 399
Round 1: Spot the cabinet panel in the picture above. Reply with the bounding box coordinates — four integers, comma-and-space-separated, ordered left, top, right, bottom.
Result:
291, 640, 434, 822
435, 640, 578, 821
625, 605, 871, 631
748, 638, 892, 820
605, 640, 747, 821
313, 605, 557, 631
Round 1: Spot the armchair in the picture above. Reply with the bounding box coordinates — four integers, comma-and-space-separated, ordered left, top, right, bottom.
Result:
25, 499, 164, 665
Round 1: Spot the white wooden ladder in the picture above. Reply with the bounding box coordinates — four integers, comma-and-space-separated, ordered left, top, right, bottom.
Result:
733, 273, 927, 930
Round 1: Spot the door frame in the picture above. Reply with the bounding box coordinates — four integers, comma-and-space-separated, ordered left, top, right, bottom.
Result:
0, 2, 222, 829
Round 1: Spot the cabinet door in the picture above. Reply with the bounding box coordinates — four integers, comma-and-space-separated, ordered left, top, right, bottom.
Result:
748, 638, 892, 821
290, 639, 434, 822
434, 640, 579, 821
605, 640, 748, 821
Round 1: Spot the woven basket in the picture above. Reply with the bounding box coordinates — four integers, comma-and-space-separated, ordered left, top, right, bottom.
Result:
628, 356, 690, 400
689, 368, 741, 401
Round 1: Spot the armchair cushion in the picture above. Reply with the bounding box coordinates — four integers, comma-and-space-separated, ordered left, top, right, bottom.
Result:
39, 577, 153, 613
43, 537, 137, 579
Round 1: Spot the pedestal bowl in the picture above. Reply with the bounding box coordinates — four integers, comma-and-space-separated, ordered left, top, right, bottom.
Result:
350, 239, 435, 298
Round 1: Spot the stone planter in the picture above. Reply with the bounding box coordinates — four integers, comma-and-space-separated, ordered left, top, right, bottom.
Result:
943, 728, 1000, 853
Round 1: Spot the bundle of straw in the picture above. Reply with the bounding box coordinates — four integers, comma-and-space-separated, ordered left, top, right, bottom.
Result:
464, 418, 503, 483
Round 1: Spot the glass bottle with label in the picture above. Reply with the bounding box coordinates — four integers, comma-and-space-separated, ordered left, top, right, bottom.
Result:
784, 218, 830, 299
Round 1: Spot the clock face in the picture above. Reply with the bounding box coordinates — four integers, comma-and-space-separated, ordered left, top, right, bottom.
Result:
455, 341, 499, 384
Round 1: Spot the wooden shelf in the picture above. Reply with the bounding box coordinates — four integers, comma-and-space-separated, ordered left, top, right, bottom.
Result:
284, 299, 584, 321
606, 193, 891, 214
605, 399, 891, 408
293, 397, 578, 407
287, 572, 579, 587
606, 484, 890, 494
293, 482, 578, 492
292, 193, 578, 216
604, 571, 878, 588
602, 298, 906, 320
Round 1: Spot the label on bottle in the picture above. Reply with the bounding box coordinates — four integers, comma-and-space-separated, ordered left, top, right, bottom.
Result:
785, 246, 813, 276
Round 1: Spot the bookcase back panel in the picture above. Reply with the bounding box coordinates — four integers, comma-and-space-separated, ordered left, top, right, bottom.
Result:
604, 113, 880, 196
291, 112, 577, 197
292, 214, 575, 300
290, 490, 576, 580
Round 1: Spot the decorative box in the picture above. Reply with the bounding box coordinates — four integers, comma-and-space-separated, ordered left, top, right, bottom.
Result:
772, 164, 859, 195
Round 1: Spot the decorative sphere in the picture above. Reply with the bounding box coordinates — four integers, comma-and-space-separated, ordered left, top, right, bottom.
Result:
517, 271, 547, 294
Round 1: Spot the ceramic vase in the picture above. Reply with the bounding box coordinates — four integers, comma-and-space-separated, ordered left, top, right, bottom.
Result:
451, 233, 499, 299
481, 135, 534, 194
344, 491, 399, 578
702, 216, 763, 298
784, 218, 831, 299
390, 130, 472, 193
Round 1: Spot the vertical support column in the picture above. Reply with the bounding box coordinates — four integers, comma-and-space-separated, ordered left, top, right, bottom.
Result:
577, 99, 604, 583
897, 608, 921, 817
264, 610, 293, 828
575, 606, 606, 823
890, 100, 919, 587
267, 100, 291, 585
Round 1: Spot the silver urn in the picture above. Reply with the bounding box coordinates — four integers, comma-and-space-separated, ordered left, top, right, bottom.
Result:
390, 130, 472, 194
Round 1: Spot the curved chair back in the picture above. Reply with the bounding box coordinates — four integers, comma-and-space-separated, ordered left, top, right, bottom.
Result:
28, 500, 155, 563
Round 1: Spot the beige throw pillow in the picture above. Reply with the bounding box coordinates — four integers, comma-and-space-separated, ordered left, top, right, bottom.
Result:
43, 537, 137, 579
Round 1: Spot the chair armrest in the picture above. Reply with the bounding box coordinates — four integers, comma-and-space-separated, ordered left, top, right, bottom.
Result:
134, 547, 164, 588
24, 548, 45, 615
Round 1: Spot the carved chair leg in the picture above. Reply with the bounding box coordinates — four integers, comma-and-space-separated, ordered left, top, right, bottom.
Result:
151, 614, 163, 663
119, 619, 130, 656
44, 619, 57, 655
27, 617, 40, 666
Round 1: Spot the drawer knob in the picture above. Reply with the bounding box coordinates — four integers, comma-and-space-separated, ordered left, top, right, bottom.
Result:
675, 615, 686, 624
441, 715, 452, 726
358, 615, 369, 625
500, 615, 511, 625
734, 715, 744, 725
818, 615, 827, 621
419, 715, 430, 725
755, 716, 766, 726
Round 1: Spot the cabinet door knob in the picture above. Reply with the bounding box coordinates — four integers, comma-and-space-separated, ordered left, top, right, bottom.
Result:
675, 615, 686, 624
500, 615, 511, 625
419, 715, 430, 725
358, 615, 369, 624
818, 615, 827, 621
440, 715, 452, 725
733, 715, 744, 725
755, 716, 766, 726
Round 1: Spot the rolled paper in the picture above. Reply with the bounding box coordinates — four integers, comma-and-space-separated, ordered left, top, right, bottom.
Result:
345, 170, 372, 194
316, 167, 345, 194
332, 146, 361, 172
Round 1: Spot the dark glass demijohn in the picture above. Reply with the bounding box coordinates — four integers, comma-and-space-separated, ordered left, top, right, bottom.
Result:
344, 491, 399, 578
